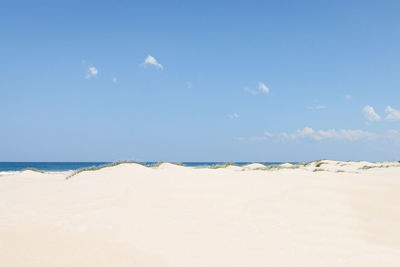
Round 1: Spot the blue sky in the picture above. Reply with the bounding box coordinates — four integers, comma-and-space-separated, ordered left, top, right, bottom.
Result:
1, 0, 400, 162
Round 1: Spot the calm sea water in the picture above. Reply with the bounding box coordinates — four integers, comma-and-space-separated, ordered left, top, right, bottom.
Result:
0, 162, 292, 172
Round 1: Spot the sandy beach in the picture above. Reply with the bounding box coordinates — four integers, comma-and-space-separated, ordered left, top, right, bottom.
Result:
1, 160, 400, 266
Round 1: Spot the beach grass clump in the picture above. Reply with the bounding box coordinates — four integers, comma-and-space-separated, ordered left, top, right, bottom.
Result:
65, 160, 141, 180
209, 162, 237, 169
315, 162, 325, 168
313, 168, 326, 172
262, 164, 300, 171
359, 164, 399, 170
300, 159, 327, 167
264, 165, 283, 170
297, 161, 308, 166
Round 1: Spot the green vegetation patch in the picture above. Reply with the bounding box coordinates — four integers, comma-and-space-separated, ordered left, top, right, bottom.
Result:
65, 160, 141, 180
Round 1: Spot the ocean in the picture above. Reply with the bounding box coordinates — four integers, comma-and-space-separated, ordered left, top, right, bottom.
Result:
0, 162, 292, 172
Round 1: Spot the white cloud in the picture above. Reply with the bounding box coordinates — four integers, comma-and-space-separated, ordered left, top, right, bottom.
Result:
308, 105, 326, 110
85, 66, 98, 79
228, 113, 239, 119
385, 106, 400, 121
244, 87, 259, 95
239, 127, 376, 142
297, 127, 315, 138
362, 105, 381, 121
345, 95, 352, 100
245, 82, 270, 95
247, 131, 273, 141
250, 136, 267, 141
264, 131, 273, 137
112, 77, 118, 84
258, 82, 269, 94
307, 98, 326, 110
291, 128, 376, 141
332, 129, 376, 141
143, 55, 163, 70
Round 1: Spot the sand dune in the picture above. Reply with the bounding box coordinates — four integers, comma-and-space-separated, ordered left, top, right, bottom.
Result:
1, 161, 400, 266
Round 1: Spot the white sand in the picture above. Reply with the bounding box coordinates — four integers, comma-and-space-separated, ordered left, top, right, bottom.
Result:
1, 161, 400, 266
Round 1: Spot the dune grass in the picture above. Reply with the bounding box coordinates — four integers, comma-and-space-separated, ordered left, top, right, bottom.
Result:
359, 164, 400, 170
65, 160, 141, 180
65, 161, 189, 179
299, 159, 327, 167
315, 162, 326, 168
209, 162, 238, 169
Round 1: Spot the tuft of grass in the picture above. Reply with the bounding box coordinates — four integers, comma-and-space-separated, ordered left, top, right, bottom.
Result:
261, 164, 300, 171
209, 162, 237, 169
65, 160, 141, 180
336, 170, 345, 173
359, 164, 399, 170
315, 162, 325, 168
313, 168, 326, 172
359, 165, 380, 170
296, 161, 307, 166
301, 159, 327, 167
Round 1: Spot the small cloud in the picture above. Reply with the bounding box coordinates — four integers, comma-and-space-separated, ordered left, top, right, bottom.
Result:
238, 127, 376, 142
240, 131, 273, 142
385, 106, 400, 121
264, 131, 273, 137
112, 77, 118, 84
307, 105, 326, 110
258, 82, 269, 94
228, 113, 239, 119
297, 127, 315, 138
318, 129, 376, 141
245, 82, 270, 95
186, 82, 193, 89
280, 127, 375, 141
362, 105, 381, 121
307, 98, 326, 110
143, 55, 163, 70
345, 95, 352, 100
244, 87, 259, 95
85, 66, 98, 79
